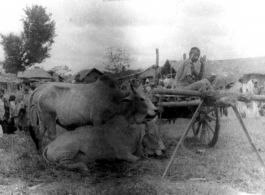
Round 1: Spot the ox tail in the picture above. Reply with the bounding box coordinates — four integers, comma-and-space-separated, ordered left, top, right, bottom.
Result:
28, 84, 46, 126
28, 88, 38, 126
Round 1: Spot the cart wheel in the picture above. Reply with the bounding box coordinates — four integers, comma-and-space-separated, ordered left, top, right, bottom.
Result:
192, 107, 220, 147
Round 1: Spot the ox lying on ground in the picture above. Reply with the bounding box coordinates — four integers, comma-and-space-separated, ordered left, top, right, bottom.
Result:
14, 76, 157, 153
42, 115, 163, 171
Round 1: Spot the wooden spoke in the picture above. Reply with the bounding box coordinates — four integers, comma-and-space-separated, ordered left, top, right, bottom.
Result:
206, 125, 212, 144
205, 108, 215, 115
192, 121, 201, 136
204, 119, 215, 134
206, 115, 216, 121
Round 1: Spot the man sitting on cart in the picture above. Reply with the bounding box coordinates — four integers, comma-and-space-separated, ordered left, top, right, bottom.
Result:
172, 47, 212, 91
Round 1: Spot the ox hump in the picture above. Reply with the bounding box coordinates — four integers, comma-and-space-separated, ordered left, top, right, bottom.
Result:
97, 75, 117, 89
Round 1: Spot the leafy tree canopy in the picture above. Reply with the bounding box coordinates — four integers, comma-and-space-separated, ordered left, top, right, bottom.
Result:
104, 47, 131, 77
0, 5, 56, 74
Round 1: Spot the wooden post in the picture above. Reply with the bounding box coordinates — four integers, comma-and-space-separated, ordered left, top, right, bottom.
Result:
162, 100, 204, 179
155, 48, 159, 85
156, 48, 159, 67
232, 106, 265, 169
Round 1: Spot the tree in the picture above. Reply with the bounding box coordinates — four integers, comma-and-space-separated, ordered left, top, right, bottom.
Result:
0, 33, 25, 74
104, 47, 131, 77
51, 65, 71, 76
0, 5, 56, 74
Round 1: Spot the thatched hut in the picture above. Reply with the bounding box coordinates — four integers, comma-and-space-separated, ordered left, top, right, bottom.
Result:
17, 67, 53, 87
74, 68, 103, 84
18, 67, 53, 81
138, 65, 158, 79
0, 73, 20, 93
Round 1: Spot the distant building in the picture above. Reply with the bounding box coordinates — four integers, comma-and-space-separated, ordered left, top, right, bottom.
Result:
138, 65, 158, 80
17, 67, 53, 88
17, 67, 53, 81
0, 73, 20, 93
74, 68, 103, 84
47, 70, 64, 82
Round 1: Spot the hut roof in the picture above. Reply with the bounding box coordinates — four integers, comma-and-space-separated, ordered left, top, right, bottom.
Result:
17, 68, 53, 79
138, 65, 158, 78
74, 68, 103, 81
0, 73, 20, 83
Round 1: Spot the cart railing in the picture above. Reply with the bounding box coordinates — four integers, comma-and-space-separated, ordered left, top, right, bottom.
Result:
153, 88, 265, 106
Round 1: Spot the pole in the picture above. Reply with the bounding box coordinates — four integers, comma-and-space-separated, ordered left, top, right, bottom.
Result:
162, 100, 205, 179
232, 106, 265, 169
156, 48, 159, 67
153, 88, 265, 102
155, 49, 159, 85
154, 88, 201, 97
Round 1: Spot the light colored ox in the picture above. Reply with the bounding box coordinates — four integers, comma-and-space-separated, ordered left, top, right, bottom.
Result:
42, 115, 163, 171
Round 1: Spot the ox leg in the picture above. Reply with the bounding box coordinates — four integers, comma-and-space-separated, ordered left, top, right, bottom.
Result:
135, 143, 143, 157
37, 120, 47, 154
59, 151, 89, 172
29, 125, 40, 152
63, 162, 89, 172
40, 114, 57, 141
115, 150, 139, 162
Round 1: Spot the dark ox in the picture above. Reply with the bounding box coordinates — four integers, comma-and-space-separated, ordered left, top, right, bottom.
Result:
42, 115, 163, 171
25, 76, 158, 152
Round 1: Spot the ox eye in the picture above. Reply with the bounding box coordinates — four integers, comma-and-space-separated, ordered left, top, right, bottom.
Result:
140, 98, 145, 101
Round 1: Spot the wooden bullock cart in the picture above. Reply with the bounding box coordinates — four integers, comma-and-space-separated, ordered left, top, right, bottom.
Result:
148, 87, 265, 178
144, 85, 221, 148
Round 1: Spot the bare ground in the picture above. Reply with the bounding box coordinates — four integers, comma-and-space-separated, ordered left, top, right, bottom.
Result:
0, 107, 265, 195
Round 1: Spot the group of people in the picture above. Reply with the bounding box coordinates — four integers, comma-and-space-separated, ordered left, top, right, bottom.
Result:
0, 79, 33, 135
237, 77, 265, 118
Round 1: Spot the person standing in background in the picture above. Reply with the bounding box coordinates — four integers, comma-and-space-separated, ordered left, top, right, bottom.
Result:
0, 88, 12, 134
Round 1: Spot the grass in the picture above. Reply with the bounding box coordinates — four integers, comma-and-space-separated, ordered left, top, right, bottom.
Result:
0, 108, 265, 194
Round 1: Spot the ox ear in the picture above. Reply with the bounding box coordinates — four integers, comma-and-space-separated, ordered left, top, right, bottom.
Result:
119, 91, 133, 102
98, 75, 117, 88
121, 92, 134, 101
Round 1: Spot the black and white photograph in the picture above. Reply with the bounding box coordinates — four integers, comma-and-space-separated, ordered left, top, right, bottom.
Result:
0, 0, 265, 194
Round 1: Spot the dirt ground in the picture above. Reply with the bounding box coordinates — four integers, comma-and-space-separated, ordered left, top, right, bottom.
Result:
0, 107, 265, 195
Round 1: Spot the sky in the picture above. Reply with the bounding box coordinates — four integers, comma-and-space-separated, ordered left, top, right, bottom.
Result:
0, 0, 265, 74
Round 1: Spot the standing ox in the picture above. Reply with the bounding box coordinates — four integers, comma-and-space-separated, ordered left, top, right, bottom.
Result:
43, 115, 163, 171
29, 76, 158, 152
